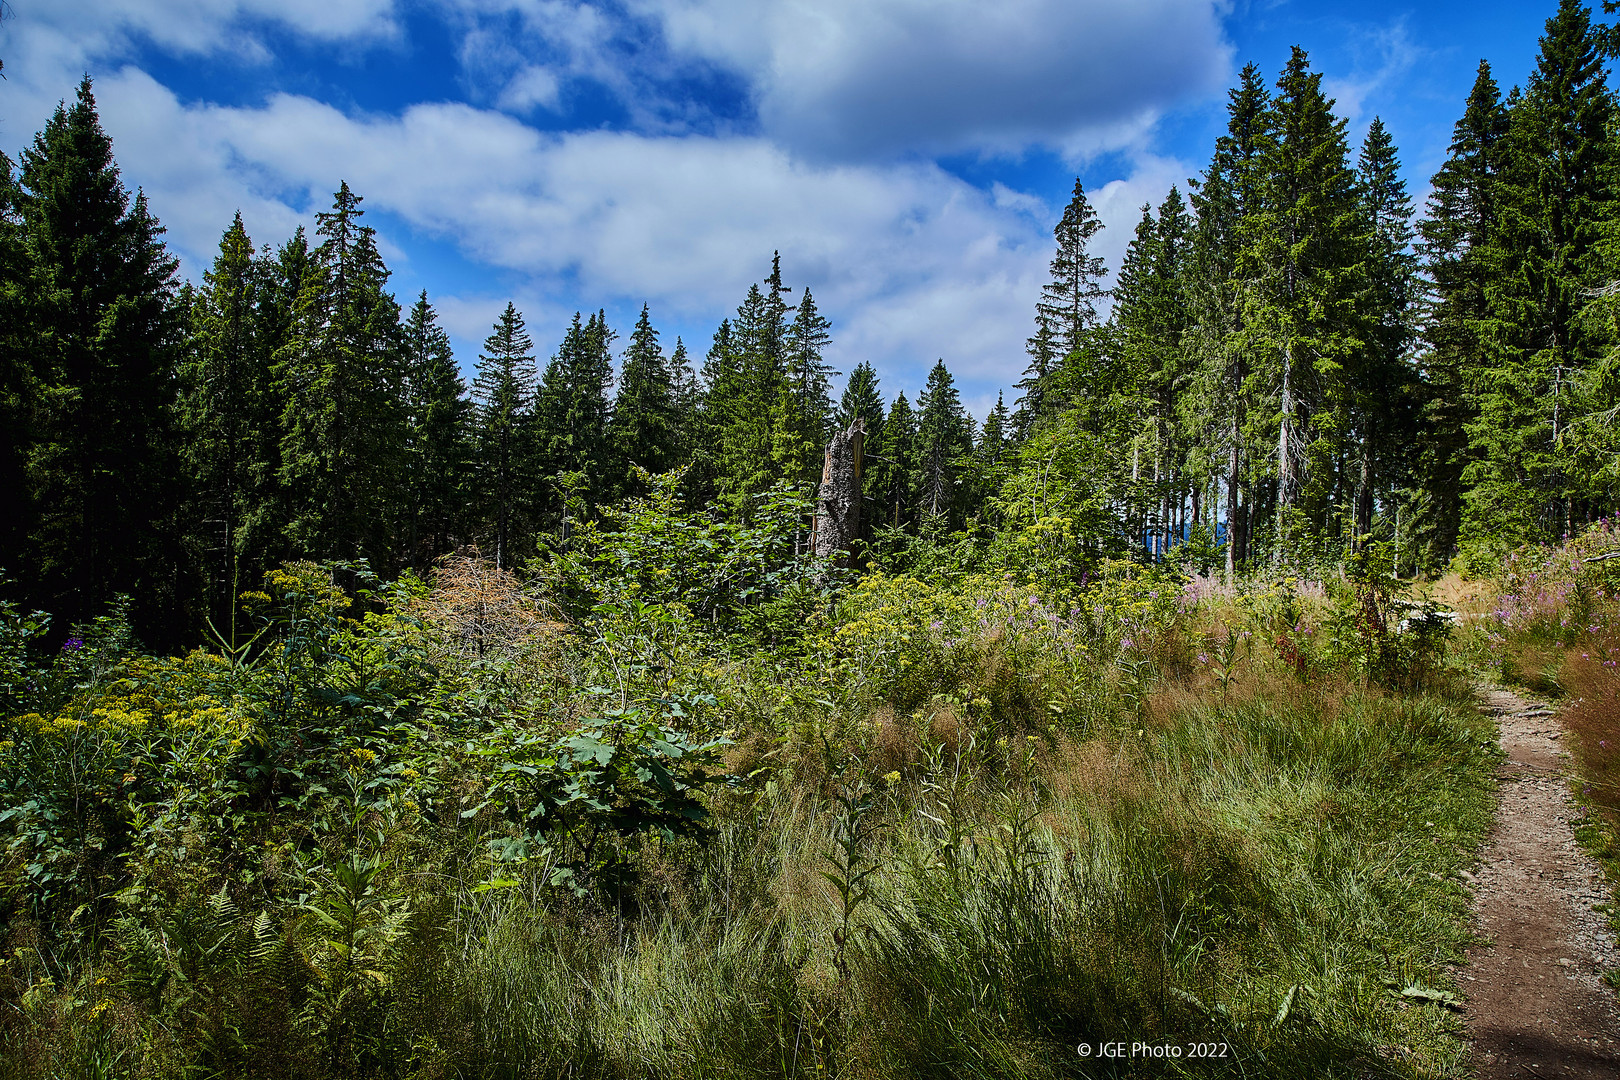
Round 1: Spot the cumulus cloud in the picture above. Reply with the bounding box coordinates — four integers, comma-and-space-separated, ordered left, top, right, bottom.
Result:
1, 0, 395, 76
498, 65, 564, 111
636, 0, 1232, 159
66, 70, 1079, 396
0, 0, 1216, 404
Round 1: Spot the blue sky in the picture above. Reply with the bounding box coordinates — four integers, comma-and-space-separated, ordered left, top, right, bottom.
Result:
0, 0, 1576, 418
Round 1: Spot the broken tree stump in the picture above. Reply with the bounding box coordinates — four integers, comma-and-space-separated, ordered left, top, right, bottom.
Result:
811, 419, 863, 569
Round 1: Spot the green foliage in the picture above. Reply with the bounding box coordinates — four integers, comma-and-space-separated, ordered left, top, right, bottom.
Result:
1464, 0, 1617, 549
610, 303, 682, 487
399, 292, 469, 568
276, 184, 407, 569
14, 77, 184, 642
0, 589, 48, 717
543, 468, 829, 643
471, 301, 538, 567
474, 705, 727, 894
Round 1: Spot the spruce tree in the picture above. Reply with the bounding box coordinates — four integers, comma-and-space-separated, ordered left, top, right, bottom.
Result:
837, 361, 886, 541
1464, 0, 1615, 547
837, 361, 885, 434
1117, 190, 1193, 558
979, 393, 1010, 472
1349, 117, 1419, 543
472, 302, 536, 567
783, 286, 835, 484
669, 336, 700, 460
536, 311, 616, 521
874, 392, 918, 530
1188, 61, 1271, 574
685, 319, 737, 506
1019, 180, 1108, 433
1038, 179, 1109, 357
180, 213, 281, 633
916, 362, 973, 523
708, 257, 809, 512
0, 153, 30, 587
1238, 47, 1361, 557
276, 183, 406, 568
17, 77, 184, 635
1415, 60, 1510, 565
401, 292, 468, 564
611, 303, 680, 484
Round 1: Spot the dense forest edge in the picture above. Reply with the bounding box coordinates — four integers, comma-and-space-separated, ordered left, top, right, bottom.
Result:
1, 0, 1619, 1076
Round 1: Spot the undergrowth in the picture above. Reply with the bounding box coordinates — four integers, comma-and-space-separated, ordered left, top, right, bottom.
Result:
0, 528, 1507, 1078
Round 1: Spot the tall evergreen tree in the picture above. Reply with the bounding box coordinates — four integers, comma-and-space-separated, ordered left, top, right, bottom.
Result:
1415, 60, 1510, 565
669, 336, 700, 458
472, 302, 535, 567
1116, 190, 1194, 558
1238, 47, 1361, 556
837, 361, 885, 434
1188, 61, 1272, 574
180, 213, 280, 633
536, 310, 616, 520
276, 183, 405, 568
873, 392, 919, 530
0, 153, 31, 589
783, 286, 835, 484
707, 256, 810, 512
686, 319, 737, 506
17, 77, 184, 635
978, 393, 1010, 472
1349, 117, 1419, 543
611, 303, 680, 484
1019, 180, 1108, 432
401, 292, 467, 565
1464, 0, 1616, 548
837, 361, 886, 542
1038, 179, 1110, 358
916, 362, 973, 523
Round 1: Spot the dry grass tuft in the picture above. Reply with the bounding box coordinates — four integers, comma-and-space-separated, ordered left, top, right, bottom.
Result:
1040, 736, 1146, 815
1561, 641, 1620, 831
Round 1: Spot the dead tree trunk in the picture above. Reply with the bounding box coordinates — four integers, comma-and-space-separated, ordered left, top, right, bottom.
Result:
811, 419, 864, 570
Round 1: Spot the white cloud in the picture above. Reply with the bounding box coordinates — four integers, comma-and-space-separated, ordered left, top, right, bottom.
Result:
1, 0, 396, 74
434, 0, 1232, 158
635, 0, 1233, 159
66, 72, 1077, 397
0, 0, 1218, 405
498, 65, 563, 111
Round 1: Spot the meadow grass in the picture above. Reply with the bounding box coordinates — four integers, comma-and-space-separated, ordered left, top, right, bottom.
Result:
0, 562, 1504, 1078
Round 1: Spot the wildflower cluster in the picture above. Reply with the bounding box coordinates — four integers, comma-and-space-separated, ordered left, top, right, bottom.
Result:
1489, 517, 1620, 646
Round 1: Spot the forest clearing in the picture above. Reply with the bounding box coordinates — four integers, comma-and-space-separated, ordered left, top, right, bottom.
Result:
0, 521, 1616, 1077
2, 0, 1620, 1075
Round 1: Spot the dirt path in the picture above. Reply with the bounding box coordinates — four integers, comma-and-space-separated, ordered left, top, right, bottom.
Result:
1464, 686, 1620, 1079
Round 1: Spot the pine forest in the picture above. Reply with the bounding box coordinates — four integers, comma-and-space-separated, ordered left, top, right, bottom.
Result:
1, 2, 1620, 1077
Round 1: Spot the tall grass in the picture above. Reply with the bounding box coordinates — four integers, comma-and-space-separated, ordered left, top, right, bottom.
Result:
0, 561, 1501, 1078
376, 680, 1490, 1078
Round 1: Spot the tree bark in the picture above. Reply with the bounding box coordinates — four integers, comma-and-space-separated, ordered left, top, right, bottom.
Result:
812, 419, 864, 569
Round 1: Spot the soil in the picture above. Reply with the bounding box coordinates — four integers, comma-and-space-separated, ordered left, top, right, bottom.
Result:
1464, 686, 1620, 1079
